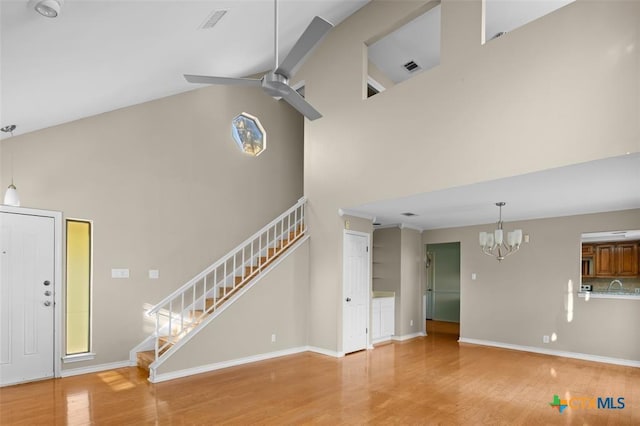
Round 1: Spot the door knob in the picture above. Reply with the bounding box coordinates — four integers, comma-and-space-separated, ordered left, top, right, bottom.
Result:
43, 280, 51, 286
44, 290, 52, 296
43, 301, 51, 307
345, 297, 351, 302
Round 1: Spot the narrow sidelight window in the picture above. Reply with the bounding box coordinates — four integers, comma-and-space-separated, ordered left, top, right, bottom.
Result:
65, 219, 92, 355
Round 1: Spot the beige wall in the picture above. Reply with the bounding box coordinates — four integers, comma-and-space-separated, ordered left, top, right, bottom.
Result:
0, 85, 303, 368
157, 239, 310, 375
423, 209, 640, 361
299, 0, 640, 351
373, 227, 424, 337
400, 227, 423, 336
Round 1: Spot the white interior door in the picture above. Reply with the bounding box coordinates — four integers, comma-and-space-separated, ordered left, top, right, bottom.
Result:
0, 211, 56, 386
342, 231, 369, 354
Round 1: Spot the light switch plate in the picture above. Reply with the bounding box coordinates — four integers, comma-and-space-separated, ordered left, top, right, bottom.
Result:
111, 268, 129, 279
149, 269, 159, 279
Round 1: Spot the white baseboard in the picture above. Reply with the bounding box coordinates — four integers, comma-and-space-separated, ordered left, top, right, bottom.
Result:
151, 347, 309, 383
458, 338, 640, 368
392, 332, 425, 342
306, 346, 344, 358
372, 336, 392, 345
60, 360, 134, 378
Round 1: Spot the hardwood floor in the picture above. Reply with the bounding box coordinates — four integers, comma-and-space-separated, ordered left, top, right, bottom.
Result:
1, 321, 638, 424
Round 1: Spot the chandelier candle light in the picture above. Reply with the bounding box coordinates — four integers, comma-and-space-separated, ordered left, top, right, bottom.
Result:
479, 202, 522, 261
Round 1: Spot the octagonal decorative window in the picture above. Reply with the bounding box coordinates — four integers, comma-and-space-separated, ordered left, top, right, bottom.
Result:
231, 112, 266, 156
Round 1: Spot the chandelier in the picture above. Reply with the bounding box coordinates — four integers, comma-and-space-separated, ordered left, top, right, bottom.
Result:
479, 202, 522, 261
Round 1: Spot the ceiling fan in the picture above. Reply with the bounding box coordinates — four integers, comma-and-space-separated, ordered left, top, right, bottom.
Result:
184, 0, 333, 121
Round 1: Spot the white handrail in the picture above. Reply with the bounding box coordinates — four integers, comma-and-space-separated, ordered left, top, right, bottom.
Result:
147, 197, 305, 316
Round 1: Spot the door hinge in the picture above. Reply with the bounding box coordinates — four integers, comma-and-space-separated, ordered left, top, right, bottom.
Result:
366, 327, 368, 334
366, 246, 369, 252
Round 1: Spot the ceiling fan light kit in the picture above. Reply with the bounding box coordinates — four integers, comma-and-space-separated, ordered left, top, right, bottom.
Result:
184, 0, 333, 121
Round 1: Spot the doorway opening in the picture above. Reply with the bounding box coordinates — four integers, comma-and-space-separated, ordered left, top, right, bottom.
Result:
425, 242, 460, 338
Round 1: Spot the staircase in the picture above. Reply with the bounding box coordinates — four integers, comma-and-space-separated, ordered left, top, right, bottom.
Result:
133, 198, 307, 378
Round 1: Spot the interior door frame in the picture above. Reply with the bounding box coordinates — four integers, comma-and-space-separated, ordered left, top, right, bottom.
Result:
341, 229, 371, 355
1, 205, 63, 380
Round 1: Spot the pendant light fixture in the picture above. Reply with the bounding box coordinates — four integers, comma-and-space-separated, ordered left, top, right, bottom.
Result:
479, 202, 522, 261
1, 125, 21, 207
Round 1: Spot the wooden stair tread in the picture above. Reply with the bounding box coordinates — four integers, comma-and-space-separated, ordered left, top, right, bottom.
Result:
137, 350, 155, 371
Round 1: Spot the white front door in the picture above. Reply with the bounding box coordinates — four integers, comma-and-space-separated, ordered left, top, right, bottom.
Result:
342, 231, 369, 354
0, 211, 56, 386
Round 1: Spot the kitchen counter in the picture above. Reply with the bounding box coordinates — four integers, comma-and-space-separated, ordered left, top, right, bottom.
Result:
372, 291, 395, 298
578, 291, 640, 300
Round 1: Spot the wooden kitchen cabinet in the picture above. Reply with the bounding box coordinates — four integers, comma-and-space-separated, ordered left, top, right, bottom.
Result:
582, 244, 594, 256
581, 244, 594, 278
593, 242, 639, 277
595, 244, 616, 276
616, 243, 639, 277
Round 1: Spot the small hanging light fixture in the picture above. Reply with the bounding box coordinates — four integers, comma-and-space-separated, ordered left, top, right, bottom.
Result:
479, 202, 522, 261
1, 125, 21, 207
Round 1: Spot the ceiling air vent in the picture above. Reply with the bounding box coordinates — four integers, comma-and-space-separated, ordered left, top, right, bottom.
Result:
403, 60, 421, 73
401, 212, 417, 217
491, 31, 507, 40
200, 9, 228, 30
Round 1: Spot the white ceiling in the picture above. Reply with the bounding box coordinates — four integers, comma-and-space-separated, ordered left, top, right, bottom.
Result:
1, 0, 579, 137
2, 0, 634, 230
342, 153, 640, 231
0, 0, 369, 137
368, 4, 441, 84
485, 0, 575, 41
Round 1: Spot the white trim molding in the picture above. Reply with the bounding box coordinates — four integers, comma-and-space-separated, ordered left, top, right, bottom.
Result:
458, 338, 640, 368
399, 223, 423, 232
62, 353, 97, 363
337, 208, 376, 222
392, 332, 426, 342
151, 347, 310, 383
60, 360, 133, 378
307, 346, 345, 358
152, 345, 346, 383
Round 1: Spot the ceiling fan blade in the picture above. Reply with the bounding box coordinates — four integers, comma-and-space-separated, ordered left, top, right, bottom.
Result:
275, 16, 333, 79
281, 87, 322, 120
184, 74, 262, 87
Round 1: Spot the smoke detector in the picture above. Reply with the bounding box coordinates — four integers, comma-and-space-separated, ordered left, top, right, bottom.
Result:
29, 0, 63, 18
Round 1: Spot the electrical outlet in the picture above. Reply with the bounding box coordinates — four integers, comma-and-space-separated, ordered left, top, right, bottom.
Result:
271, 334, 276, 343
543, 335, 550, 344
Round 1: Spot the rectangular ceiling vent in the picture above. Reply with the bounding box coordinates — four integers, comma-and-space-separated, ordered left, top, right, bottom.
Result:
401, 212, 417, 217
403, 60, 421, 73
200, 9, 228, 30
